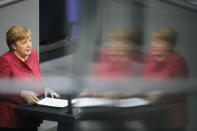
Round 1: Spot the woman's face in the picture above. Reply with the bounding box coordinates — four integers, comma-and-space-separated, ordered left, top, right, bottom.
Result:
151, 39, 172, 61
13, 37, 32, 58
106, 40, 133, 61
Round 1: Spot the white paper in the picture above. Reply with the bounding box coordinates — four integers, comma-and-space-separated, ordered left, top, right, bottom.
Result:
37, 97, 68, 108
72, 97, 150, 108
114, 98, 150, 107
72, 97, 114, 107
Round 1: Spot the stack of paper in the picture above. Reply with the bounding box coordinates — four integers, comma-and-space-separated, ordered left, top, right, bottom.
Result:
37, 97, 68, 108
115, 98, 150, 107
72, 98, 113, 107
72, 97, 150, 108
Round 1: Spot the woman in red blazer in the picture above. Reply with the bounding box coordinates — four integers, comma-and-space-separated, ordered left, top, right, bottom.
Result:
143, 26, 189, 131
0, 25, 59, 131
92, 27, 143, 78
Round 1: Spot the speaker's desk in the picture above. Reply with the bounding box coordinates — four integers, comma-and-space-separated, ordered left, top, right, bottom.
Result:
15, 104, 75, 131
15, 101, 166, 131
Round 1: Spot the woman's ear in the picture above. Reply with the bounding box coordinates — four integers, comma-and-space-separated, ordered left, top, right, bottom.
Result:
11, 43, 17, 51
166, 42, 174, 51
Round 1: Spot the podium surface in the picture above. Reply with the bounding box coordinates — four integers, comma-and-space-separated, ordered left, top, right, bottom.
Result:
15, 99, 166, 131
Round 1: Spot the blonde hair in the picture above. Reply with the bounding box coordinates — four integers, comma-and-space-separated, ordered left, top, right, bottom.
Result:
6, 25, 32, 51
107, 27, 142, 46
152, 26, 177, 47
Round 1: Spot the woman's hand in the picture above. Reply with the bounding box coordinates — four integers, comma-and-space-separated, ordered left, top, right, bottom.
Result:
44, 88, 60, 98
20, 90, 39, 104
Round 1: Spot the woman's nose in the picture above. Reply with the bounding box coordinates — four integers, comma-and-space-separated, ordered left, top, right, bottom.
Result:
27, 41, 32, 47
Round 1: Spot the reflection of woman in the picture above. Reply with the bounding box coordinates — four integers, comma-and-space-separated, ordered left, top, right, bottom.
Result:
144, 26, 189, 131
0, 25, 59, 130
93, 27, 143, 77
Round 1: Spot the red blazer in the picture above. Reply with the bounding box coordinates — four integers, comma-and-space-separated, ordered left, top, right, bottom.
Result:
0, 49, 43, 128
92, 50, 143, 77
143, 51, 189, 128
144, 51, 189, 78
